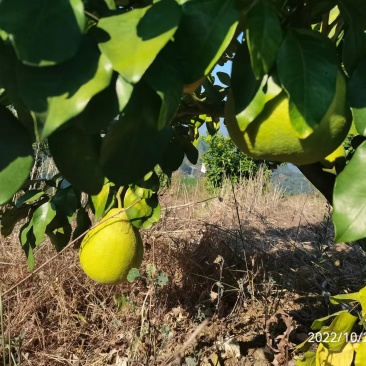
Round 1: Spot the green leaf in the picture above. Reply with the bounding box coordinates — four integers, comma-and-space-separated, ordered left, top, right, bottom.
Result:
311, 310, 349, 330
98, 2, 180, 83
337, 0, 366, 26
72, 208, 92, 246
50, 186, 81, 219
123, 189, 161, 229
347, 60, 366, 136
146, 264, 157, 278
159, 137, 185, 173
206, 117, 220, 136
156, 272, 169, 287
174, 0, 239, 84
15, 190, 45, 207
103, 0, 116, 10
48, 125, 105, 195
91, 182, 112, 221
342, 25, 366, 75
144, 43, 184, 130
46, 217, 72, 252
277, 29, 339, 138
319, 312, 357, 351
176, 130, 199, 164
355, 340, 366, 366
230, 41, 264, 117
0, 0, 85, 66
100, 82, 173, 185
75, 74, 133, 134
17, 36, 113, 139
296, 351, 316, 366
130, 171, 160, 199
137, 0, 182, 40
330, 292, 361, 305
359, 287, 366, 315
46, 188, 77, 251
316, 342, 354, 366
216, 71, 231, 86
333, 141, 366, 242
0, 44, 37, 139
19, 221, 35, 271
0, 205, 31, 237
0, 106, 34, 205
127, 268, 140, 283
31, 202, 57, 246
246, 0, 283, 79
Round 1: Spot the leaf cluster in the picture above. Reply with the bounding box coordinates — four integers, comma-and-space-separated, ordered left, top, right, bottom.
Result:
1, 0, 366, 261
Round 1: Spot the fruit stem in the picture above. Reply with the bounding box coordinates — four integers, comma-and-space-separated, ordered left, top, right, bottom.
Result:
116, 186, 123, 209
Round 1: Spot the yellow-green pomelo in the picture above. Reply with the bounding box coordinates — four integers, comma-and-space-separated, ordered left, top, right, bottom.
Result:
79, 209, 143, 285
226, 72, 350, 165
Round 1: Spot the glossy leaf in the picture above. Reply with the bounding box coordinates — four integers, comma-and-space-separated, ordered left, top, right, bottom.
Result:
50, 186, 81, 219
72, 208, 92, 246
130, 171, 160, 199
246, 0, 283, 79
46, 216, 72, 252
318, 312, 357, 351
100, 82, 173, 185
124, 189, 161, 230
144, 44, 184, 130
46, 187, 77, 251
330, 292, 361, 305
31, 202, 57, 246
48, 126, 105, 195
311, 311, 349, 330
0, 106, 34, 205
174, 0, 239, 84
160, 137, 185, 173
333, 141, 366, 242
216, 72, 231, 86
137, 0, 181, 40
18, 37, 113, 139
230, 41, 265, 120
0, 41, 38, 140
19, 221, 35, 271
0, 0, 85, 65
277, 29, 339, 138
206, 117, 220, 136
316, 342, 354, 366
180, 136, 198, 165
98, 2, 180, 83
342, 25, 366, 75
91, 182, 112, 221
15, 190, 45, 207
75, 74, 133, 134
347, 60, 366, 136
355, 340, 366, 366
337, 0, 366, 26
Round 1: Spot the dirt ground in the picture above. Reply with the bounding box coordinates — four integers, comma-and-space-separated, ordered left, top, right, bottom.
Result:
1, 174, 366, 365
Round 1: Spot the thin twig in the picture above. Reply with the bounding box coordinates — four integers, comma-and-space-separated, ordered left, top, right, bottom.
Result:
163, 318, 210, 365
161, 196, 220, 211
84, 10, 99, 22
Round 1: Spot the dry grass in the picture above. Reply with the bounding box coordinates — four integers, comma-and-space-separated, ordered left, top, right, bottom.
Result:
1, 168, 366, 365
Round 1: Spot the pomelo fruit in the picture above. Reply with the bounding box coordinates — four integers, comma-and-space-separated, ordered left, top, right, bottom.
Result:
225, 72, 350, 165
79, 209, 143, 285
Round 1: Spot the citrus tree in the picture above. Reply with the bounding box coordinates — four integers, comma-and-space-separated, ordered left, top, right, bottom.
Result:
0, 0, 366, 281
202, 133, 272, 190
